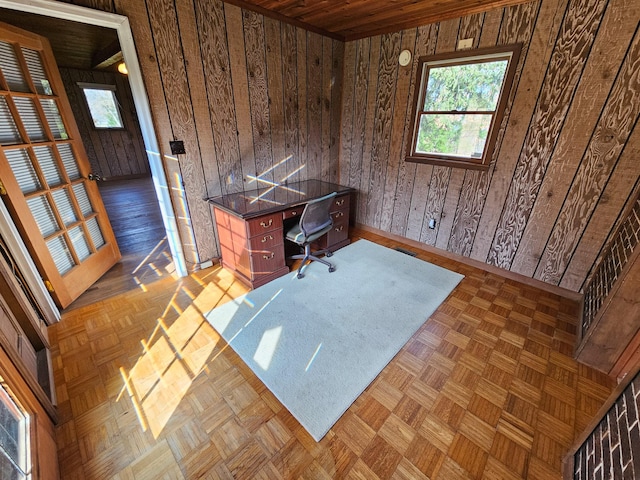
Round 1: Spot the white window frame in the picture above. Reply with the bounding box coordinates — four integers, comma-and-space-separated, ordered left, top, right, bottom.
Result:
77, 82, 124, 129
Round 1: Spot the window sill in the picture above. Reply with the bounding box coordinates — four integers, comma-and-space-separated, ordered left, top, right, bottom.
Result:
405, 156, 490, 171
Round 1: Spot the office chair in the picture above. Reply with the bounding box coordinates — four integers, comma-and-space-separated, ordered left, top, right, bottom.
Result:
286, 191, 337, 279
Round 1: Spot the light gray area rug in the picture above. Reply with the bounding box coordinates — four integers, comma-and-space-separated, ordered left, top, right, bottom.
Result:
204, 239, 464, 441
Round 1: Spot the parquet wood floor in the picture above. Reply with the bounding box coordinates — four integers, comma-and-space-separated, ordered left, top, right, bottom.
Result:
65, 177, 175, 311
50, 229, 616, 479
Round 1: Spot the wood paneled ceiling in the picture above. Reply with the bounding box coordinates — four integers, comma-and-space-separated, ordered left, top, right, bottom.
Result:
222, 0, 532, 40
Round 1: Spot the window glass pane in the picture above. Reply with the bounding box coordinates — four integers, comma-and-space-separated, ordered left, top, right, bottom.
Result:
51, 188, 77, 226
4, 149, 41, 194
26, 195, 59, 237
40, 100, 67, 140
13, 98, 45, 142
22, 47, 52, 95
86, 217, 105, 249
56, 144, 81, 180
72, 183, 93, 217
423, 60, 508, 112
0, 41, 29, 93
32, 146, 63, 187
81, 88, 123, 128
416, 113, 493, 158
0, 97, 21, 145
68, 225, 91, 261
47, 236, 75, 275
0, 384, 28, 480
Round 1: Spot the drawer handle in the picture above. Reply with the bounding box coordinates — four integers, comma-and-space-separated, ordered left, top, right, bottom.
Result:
260, 219, 273, 228
335, 225, 344, 232
336, 199, 345, 206
335, 211, 344, 218
261, 235, 273, 243
263, 252, 275, 260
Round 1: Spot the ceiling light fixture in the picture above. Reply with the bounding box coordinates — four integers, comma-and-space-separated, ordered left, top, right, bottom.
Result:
117, 62, 128, 75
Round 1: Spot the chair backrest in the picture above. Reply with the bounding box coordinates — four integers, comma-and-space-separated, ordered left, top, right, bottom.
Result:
299, 192, 337, 237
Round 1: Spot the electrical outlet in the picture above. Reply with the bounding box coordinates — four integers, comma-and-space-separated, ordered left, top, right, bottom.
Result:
170, 140, 186, 155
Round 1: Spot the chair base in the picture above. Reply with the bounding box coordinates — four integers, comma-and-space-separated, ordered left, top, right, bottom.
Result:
289, 244, 335, 279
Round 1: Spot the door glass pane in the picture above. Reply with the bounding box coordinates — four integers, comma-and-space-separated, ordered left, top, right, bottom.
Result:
0, 384, 28, 480
68, 225, 91, 261
0, 41, 29, 93
13, 97, 45, 142
32, 146, 62, 187
51, 189, 77, 226
46, 236, 74, 275
0, 97, 21, 145
40, 100, 67, 140
72, 183, 92, 216
56, 144, 80, 180
3, 149, 41, 194
26, 195, 59, 237
22, 47, 52, 95
86, 217, 105, 249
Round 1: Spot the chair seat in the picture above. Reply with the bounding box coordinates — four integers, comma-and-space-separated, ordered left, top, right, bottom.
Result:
286, 222, 332, 245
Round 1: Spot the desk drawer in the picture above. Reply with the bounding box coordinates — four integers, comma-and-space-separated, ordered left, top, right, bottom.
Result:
332, 194, 350, 212
247, 213, 282, 237
283, 206, 304, 220
249, 231, 281, 250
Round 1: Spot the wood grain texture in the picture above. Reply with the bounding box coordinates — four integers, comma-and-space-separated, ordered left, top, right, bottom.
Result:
536, 29, 640, 284
50, 229, 616, 479
321, 36, 333, 180
281, 22, 301, 182
356, 36, 381, 225
295, 27, 309, 182
510, 0, 640, 277
366, 31, 402, 228
469, 0, 549, 263
448, 3, 539, 256
243, 10, 273, 185
305, 31, 323, 181
329, 39, 344, 183
392, 24, 438, 238
487, 0, 608, 270
338, 40, 357, 188
562, 126, 640, 291
345, 37, 371, 193
151, 0, 217, 262
419, 18, 459, 246
379, 28, 417, 233
437, 13, 485, 252
195, 0, 243, 195
264, 17, 286, 183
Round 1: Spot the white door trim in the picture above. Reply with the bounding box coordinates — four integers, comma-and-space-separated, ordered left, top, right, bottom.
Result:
0, 0, 188, 321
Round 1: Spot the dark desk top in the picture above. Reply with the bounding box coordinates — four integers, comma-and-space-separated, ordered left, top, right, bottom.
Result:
206, 179, 354, 219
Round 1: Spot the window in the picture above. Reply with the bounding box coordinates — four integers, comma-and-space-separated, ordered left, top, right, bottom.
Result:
78, 83, 124, 129
0, 382, 30, 480
406, 45, 521, 170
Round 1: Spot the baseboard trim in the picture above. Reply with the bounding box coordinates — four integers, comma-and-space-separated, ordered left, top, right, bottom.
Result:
354, 223, 583, 303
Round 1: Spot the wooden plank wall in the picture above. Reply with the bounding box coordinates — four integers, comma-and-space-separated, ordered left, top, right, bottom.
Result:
340, 0, 640, 291
62, 0, 344, 269
59, 67, 149, 179
60, 0, 639, 289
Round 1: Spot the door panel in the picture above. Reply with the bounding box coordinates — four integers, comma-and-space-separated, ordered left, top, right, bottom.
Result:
0, 21, 120, 309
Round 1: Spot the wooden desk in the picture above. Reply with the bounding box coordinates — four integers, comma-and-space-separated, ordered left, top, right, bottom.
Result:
207, 180, 355, 289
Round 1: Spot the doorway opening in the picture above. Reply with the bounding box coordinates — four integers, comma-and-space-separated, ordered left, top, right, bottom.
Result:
0, 0, 187, 317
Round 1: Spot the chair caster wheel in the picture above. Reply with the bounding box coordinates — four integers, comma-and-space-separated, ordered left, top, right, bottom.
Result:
326, 251, 333, 257
329, 267, 336, 273
297, 273, 304, 279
